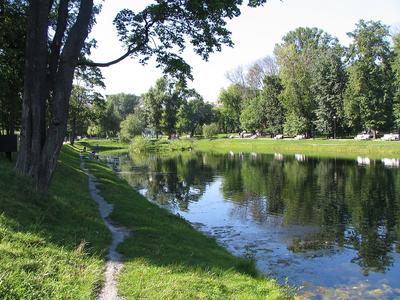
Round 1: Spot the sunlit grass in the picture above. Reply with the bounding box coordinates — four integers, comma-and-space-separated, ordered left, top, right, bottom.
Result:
0, 146, 110, 299
81, 137, 400, 159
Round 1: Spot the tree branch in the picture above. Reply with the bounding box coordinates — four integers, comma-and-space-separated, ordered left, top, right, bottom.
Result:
78, 46, 135, 67
79, 14, 154, 68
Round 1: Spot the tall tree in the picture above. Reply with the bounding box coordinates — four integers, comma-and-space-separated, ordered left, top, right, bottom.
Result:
16, 0, 97, 191
106, 93, 140, 120
240, 75, 284, 135
143, 79, 164, 139
343, 20, 393, 137
312, 44, 347, 137
15, 0, 268, 192
68, 86, 104, 145
392, 33, 400, 134
218, 84, 244, 133
275, 27, 335, 136
176, 96, 215, 137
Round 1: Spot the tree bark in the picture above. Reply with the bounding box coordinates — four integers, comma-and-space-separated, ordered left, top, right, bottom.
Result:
16, 0, 94, 193
15, 0, 51, 176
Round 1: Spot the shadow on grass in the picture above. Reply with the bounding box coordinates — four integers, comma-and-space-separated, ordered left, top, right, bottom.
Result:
0, 146, 111, 298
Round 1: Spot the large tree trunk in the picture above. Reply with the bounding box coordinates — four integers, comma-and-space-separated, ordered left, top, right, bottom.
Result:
15, 0, 50, 176
16, 0, 94, 193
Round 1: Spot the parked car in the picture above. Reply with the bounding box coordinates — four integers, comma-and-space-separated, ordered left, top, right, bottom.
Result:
354, 133, 371, 140
294, 134, 305, 140
274, 134, 283, 139
381, 133, 399, 141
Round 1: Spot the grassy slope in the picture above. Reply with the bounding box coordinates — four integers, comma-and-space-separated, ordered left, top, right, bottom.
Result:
79, 142, 290, 299
0, 146, 110, 299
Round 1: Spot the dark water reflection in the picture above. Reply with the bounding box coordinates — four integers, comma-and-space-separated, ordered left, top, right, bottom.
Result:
114, 152, 400, 298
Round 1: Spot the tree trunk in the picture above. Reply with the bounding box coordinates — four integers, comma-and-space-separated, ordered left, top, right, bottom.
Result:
70, 116, 76, 146
15, 0, 51, 176
16, 0, 94, 193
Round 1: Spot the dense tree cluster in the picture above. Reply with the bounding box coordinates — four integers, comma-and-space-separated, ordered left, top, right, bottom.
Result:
218, 21, 400, 138
143, 77, 215, 138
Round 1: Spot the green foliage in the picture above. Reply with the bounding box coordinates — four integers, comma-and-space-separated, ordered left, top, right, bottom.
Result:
94, 93, 141, 137
344, 20, 393, 134
68, 84, 105, 142
202, 123, 219, 138
176, 96, 215, 137
241, 75, 284, 134
275, 27, 336, 136
0, 0, 26, 134
312, 45, 347, 136
218, 85, 244, 133
113, 1, 267, 81
240, 95, 264, 132
283, 112, 308, 136
119, 114, 145, 143
129, 136, 153, 153
106, 93, 141, 120
392, 33, 400, 130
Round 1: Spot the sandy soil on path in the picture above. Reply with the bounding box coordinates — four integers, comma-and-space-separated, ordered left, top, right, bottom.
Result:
80, 156, 130, 300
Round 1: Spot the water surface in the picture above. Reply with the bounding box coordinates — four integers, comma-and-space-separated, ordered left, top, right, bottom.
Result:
111, 152, 400, 299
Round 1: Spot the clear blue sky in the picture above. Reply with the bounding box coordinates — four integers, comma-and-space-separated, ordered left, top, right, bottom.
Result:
89, 0, 400, 102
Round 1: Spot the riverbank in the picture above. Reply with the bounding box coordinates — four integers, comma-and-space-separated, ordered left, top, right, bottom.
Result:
0, 146, 110, 299
82, 144, 291, 299
81, 137, 400, 159
189, 138, 400, 159
0, 145, 290, 298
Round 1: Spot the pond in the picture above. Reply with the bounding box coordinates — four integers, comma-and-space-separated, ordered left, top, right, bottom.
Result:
108, 152, 400, 299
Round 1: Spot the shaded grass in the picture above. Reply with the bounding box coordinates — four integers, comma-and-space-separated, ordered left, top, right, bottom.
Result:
82, 149, 292, 299
0, 146, 110, 299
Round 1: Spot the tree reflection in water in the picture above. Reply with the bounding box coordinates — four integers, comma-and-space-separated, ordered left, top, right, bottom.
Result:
118, 151, 400, 275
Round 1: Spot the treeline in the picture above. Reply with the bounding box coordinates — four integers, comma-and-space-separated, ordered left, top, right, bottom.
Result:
74, 77, 217, 142
218, 20, 400, 138
3, 16, 400, 142
87, 19, 400, 141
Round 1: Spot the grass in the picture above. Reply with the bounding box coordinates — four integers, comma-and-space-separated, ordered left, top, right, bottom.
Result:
173, 138, 400, 159
79, 141, 292, 299
1, 144, 292, 299
0, 146, 110, 299
81, 137, 400, 159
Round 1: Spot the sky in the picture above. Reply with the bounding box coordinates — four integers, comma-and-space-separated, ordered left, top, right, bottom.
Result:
89, 0, 400, 102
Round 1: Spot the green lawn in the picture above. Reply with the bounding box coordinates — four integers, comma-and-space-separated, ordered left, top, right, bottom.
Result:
189, 138, 400, 159
80, 137, 400, 159
0, 146, 110, 299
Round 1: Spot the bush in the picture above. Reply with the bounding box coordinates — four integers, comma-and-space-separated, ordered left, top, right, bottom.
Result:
120, 114, 145, 143
129, 136, 152, 153
202, 123, 219, 138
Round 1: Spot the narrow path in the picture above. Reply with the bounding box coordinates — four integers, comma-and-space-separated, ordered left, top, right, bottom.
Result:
80, 156, 130, 300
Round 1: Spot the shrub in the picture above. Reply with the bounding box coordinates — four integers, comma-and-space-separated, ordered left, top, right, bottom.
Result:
120, 114, 145, 143
129, 136, 152, 153
202, 123, 219, 138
